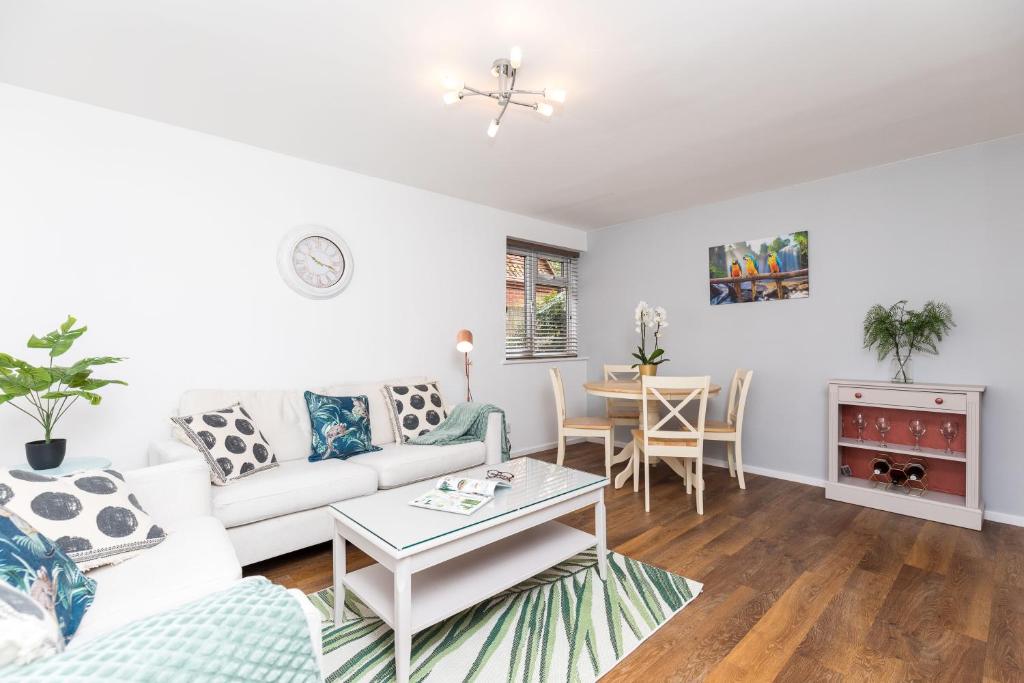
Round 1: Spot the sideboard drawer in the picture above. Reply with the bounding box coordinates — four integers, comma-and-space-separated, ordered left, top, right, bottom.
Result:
837, 386, 966, 412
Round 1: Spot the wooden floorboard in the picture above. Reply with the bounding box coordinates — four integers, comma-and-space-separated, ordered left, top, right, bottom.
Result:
244, 442, 1024, 682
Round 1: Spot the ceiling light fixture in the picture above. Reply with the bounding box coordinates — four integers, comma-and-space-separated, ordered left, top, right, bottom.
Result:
442, 46, 567, 138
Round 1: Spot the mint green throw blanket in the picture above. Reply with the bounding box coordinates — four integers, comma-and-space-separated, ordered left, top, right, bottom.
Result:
408, 402, 511, 462
1, 577, 319, 682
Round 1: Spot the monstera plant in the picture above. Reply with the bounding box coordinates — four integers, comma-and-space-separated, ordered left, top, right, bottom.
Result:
0, 316, 126, 469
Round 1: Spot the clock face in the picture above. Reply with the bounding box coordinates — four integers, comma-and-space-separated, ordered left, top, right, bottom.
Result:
291, 235, 345, 288
277, 226, 354, 299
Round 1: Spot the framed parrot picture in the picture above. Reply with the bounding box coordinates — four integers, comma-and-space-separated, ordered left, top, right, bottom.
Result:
708, 231, 809, 305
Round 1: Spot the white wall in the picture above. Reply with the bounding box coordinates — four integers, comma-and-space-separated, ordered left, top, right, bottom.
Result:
0, 84, 588, 470
581, 134, 1024, 521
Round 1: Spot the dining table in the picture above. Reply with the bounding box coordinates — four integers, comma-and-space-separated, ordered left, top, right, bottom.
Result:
583, 380, 722, 489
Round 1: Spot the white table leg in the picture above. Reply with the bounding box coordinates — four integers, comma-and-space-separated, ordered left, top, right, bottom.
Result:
393, 559, 412, 683
332, 526, 346, 624
612, 441, 636, 489
595, 492, 608, 581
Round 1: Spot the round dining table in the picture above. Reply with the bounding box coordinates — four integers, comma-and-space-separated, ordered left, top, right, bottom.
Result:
583, 380, 722, 489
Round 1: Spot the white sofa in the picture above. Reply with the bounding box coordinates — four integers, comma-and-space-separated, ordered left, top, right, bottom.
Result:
72, 459, 322, 669
148, 377, 503, 566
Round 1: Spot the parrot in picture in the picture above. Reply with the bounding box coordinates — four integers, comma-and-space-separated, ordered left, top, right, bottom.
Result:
743, 254, 758, 276
768, 251, 780, 274
730, 259, 741, 278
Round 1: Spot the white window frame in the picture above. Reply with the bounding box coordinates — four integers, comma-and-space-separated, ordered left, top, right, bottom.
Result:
505, 239, 579, 360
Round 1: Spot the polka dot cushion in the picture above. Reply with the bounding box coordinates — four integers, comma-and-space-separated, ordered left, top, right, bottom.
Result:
171, 403, 278, 486
382, 381, 449, 443
0, 468, 166, 571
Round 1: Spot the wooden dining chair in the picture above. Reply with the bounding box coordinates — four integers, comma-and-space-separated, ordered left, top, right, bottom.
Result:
549, 368, 615, 478
631, 375, 710, 514
704, 369, 753, 489
603, 364, 641, 426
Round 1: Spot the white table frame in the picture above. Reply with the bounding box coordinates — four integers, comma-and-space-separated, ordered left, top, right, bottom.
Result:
329, 481, 607, 683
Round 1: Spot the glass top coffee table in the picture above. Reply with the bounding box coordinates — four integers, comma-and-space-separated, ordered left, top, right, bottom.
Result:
328, 457, 607, 683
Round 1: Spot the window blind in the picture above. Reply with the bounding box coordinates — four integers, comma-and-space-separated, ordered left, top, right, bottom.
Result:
505, 240, 579, 359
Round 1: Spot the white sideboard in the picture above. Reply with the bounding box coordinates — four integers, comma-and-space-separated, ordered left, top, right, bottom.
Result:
826, 379, 985, 530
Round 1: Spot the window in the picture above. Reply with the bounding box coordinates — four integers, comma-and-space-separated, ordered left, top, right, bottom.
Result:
505, 239, 579, 359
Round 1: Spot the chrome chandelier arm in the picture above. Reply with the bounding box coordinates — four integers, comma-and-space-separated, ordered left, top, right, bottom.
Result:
494, 69, 518, 125
461, 85, 501, 99
507, 99, 540, 110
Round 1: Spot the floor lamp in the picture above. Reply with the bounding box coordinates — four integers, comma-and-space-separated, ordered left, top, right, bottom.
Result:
456, 329, 474, 402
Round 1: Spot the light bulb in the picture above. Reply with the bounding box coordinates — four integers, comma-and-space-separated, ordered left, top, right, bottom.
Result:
536, 102, 553, 117
441, 75, 464, 91
487, 119, 500, 138
510, 46, 522, 69
545, 87, 567, 103
442, 91, 461, 106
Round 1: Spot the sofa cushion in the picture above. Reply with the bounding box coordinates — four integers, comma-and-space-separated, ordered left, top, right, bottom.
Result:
172, 403, 279, 485
176, 377, 431, 462
0, 468, 167, 571
347, 441, 486, 489
0, 506, 96, 644
382, 381, 448, 443
0, 581, 64, 664
304, 392, 382, 461
71, 516, 240, 646
211, 458, 378, 528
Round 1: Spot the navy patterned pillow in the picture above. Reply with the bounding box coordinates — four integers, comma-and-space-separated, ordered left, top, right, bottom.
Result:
305, 392, 382, 461
0, 506, 96, 644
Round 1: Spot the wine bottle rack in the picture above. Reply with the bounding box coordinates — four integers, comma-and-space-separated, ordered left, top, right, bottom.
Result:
826, 379, 985, 530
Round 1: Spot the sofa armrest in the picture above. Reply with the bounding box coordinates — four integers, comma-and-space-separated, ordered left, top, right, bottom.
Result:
125, 459, 212, 525
286, 587, 324, 671
148, 437, 203, 466
485, 411, 504, 465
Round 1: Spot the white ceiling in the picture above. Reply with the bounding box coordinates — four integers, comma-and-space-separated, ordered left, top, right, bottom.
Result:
1, 1, 1022, 230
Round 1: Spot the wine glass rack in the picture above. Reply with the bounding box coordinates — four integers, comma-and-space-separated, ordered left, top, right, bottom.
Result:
826, 379, 985, 530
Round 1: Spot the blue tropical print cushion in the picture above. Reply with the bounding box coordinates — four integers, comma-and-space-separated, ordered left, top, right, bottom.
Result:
305, 392, 382, 462
0, 506, 96, 643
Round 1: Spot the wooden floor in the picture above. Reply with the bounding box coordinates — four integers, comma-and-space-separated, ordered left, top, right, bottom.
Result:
246, 442, 1024, 682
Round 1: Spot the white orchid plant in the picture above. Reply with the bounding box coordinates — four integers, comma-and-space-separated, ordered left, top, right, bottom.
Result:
631, 302, 670, 368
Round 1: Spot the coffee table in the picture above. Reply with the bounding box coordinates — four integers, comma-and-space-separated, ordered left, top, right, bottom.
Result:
328, 457, 607, 683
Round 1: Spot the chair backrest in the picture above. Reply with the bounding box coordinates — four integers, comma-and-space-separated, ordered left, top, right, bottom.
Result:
640, 375, 710, 456
725, 369, 754, 431
603, 364, 640, 417
549, 367, 567, 425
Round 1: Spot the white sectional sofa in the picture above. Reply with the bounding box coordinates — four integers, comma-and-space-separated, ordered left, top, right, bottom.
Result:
148, 377, 503, 565
73, 459, 322, 670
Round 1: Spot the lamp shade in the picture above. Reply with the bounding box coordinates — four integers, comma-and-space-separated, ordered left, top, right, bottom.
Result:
456, 329, 474, 353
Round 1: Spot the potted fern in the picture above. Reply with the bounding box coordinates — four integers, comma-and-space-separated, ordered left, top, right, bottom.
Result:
863, 300, 954, 383
0, 316, 126, 469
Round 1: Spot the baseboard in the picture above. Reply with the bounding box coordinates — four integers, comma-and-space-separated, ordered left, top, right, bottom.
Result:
511, 438, 586, 458
984, 509, 1024, 527
700, 457, 827, 488
600, 439, 828, 489
565, 439, 1024, 527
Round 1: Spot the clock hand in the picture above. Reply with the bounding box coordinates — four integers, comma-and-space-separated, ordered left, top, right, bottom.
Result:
310, 255, 339, 273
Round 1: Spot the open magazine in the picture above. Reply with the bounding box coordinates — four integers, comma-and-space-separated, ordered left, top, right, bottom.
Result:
409, 475, 511, 516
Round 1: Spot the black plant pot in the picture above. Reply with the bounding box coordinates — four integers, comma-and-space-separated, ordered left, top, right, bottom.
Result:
25, 439, 67, 470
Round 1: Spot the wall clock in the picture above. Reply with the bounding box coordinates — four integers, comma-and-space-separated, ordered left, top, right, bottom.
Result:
277, 225, 354, 299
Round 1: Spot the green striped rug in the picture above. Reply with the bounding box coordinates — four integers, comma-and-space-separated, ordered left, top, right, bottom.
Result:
307, 549, 701, 682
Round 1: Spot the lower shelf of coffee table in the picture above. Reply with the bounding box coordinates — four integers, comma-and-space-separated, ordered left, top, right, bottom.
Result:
343, 521, 597, 632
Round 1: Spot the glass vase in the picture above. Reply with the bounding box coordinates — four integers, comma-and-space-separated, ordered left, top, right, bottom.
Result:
890, 355, 913, 384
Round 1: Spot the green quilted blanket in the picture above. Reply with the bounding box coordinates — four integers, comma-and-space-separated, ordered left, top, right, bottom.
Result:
407, 402, 511, 461
1, 577, 320, 682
